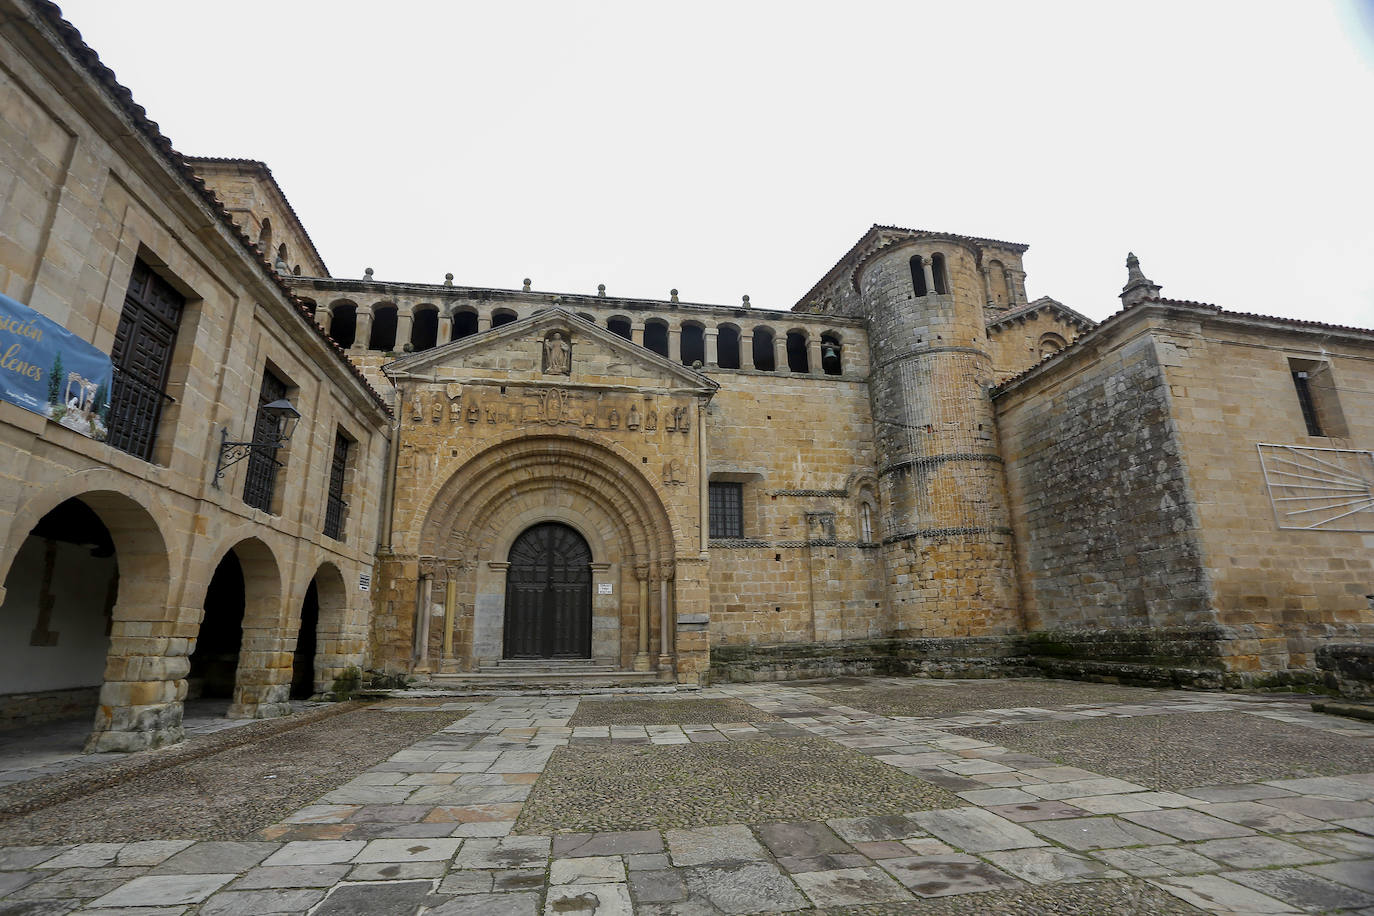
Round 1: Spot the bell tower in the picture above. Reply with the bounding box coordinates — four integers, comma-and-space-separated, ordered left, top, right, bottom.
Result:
852, 233, 1020, 636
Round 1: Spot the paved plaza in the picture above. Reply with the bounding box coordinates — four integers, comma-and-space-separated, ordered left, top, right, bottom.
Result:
0, 677, 1371, 914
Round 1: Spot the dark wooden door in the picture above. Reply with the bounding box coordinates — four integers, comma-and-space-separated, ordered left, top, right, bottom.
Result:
504, 523, 592, 658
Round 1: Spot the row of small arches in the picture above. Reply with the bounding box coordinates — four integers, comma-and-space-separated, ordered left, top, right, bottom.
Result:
307, 300, 846, 375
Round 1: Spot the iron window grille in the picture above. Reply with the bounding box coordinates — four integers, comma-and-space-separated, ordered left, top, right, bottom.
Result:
323, 431, 350, 540
243, 370, 289, 512
709, 482, 744, 539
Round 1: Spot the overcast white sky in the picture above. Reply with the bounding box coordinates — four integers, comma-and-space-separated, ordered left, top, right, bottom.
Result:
57, 1, 1374, 326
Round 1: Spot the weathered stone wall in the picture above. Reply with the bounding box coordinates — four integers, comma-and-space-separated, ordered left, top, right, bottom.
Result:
188, 159, 329, 278
996, 328, 1214, 632
1155, 311, 1374, 673
986, 308, 1088, 383
705, 372, 884, 646
0, 3, 389, 751
855, 238, 1020, 636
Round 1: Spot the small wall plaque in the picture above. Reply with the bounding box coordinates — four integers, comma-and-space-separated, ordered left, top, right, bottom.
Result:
359, 574, 371, 591
597, 582, 613, 595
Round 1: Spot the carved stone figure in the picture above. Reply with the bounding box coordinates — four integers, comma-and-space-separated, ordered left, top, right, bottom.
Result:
432, 396, 442, 423
543, 331, 571, 375
627, 403, 640, 429
411, 391, 423, 421
645, 409, 657, 431
663, 458, 685, 485
607, 408, 619, 429
450, 398, 462, 422
665, 410, 676, 432
675, 406, 689, 433
467, 405, 480, 424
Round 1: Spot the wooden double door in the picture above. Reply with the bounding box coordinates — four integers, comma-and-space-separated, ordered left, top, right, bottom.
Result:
503, 523, 592, 658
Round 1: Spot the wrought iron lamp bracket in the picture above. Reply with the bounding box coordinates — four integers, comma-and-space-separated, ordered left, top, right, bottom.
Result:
213, 427, 285, 488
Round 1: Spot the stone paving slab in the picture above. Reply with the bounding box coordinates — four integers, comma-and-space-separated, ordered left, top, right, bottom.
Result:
0, 679, 1371, 915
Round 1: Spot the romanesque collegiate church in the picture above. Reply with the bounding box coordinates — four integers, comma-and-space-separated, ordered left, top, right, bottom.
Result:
1, 0, 1370, 752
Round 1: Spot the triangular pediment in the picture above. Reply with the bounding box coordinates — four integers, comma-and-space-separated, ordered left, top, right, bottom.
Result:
385, 308, 718, 395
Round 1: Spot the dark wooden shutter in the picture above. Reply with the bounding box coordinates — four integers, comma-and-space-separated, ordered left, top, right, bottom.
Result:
107, 260, 184, 461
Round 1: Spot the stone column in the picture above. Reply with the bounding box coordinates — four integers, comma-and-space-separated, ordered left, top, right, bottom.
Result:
740, 331, 754, 369
631, 322, 645, 347
395, 310, 413, 351
414, 573, 433, 671
807, 336, 822, 375
353, 308, 372, 350
704, 329, 719, 367
668, 326, 682, 364
922, 261, 937, 296
634, 562, 652, 672
438, 314, 453, 344
443, 573, 457, 662
658, 559, 675, 674
773, 333, 787, 373
478, 311, 492, 332
319, 306, 333, 336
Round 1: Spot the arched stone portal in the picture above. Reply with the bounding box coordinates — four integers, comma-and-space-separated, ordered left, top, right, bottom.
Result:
504, 522, 592, 658
411, 433, 682, 675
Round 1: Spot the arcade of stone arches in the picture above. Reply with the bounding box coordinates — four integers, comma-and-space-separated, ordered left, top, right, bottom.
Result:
0, 486, 362, 752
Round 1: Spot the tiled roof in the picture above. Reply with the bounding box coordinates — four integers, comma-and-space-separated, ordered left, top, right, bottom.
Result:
992, 296, 1374, 394
182, 156, 331, 278
987, 296, 1096, 332
793, 224, 1030, 310
26, 1, 389, 416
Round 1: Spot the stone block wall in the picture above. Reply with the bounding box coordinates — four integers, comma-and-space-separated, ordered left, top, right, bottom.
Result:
1155, 312, 1374, 673
0, 3, 389, 750
996, 330, 1213, 632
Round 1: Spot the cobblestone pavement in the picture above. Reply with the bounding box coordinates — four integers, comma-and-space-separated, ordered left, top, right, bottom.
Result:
0, 677, 1370, 914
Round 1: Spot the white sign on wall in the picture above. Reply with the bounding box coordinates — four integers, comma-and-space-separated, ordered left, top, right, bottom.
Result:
597, 582, 613, 595
359, 574, 372, 591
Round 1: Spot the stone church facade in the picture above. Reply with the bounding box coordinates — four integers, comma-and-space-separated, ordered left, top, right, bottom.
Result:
0, 0, 1371, 751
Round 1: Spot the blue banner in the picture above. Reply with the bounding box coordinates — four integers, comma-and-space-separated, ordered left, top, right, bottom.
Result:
0, 292, 113, 441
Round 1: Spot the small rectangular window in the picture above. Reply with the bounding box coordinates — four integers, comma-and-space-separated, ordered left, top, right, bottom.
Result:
1288, 358, 1348, 438
243, 369, 289, 513
323, 430, 351, 540
709, 482, 743, 539
1292, 370, 1322, 436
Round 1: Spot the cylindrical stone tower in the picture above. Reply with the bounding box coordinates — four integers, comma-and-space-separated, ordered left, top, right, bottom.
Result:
854, 238, 1019, 636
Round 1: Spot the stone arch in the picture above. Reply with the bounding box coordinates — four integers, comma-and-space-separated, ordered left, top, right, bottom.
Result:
716, 322, 741, 370
416, 432, 681, 666
0, 485, 180, 752
189, 535, 288, 719
327, 298, 358, 348
291, 560, 350, 697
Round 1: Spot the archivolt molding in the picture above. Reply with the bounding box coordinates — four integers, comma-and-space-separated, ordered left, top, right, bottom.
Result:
414, 431, 681, 568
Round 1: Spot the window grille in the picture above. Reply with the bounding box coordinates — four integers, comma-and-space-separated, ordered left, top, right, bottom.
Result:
1292, 371, 1323, 437
243, 370, 288, 512
107, 259, 184, 461
324, 431, 350, 540
709, 482, 744, 539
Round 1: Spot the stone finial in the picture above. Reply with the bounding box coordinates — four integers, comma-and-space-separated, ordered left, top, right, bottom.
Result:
1120, 251, 1162, 307
364, 267, 374, 281
742, 294, 751, 308
444, 272, 454, 286
597, 284, 606, 297
523, 278, 532, 292
670, 289, 679, 303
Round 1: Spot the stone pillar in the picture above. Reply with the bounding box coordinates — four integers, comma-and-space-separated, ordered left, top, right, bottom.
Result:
631, 322, 645, 347
773, 333, 787, 373
443, 573, 457, 662
86, 629, 189, 752
395, 310, 413, 351
634, 562, 652, 672
922, 261, 937, 296
478, 311, 492, 332
807, 336, 822, 375
658, 559, 675, 675
704, 329, 719, 367
414, 573, 433, 671
353, 308, 372, 350
740, 331, 754, 369
438, 314, 453, 344
668, 326, 682, 364
319, 306, 333, 336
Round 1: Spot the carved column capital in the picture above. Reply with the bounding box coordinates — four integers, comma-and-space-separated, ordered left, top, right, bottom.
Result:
659, 559, 675, 581
635, 562, 652, 582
